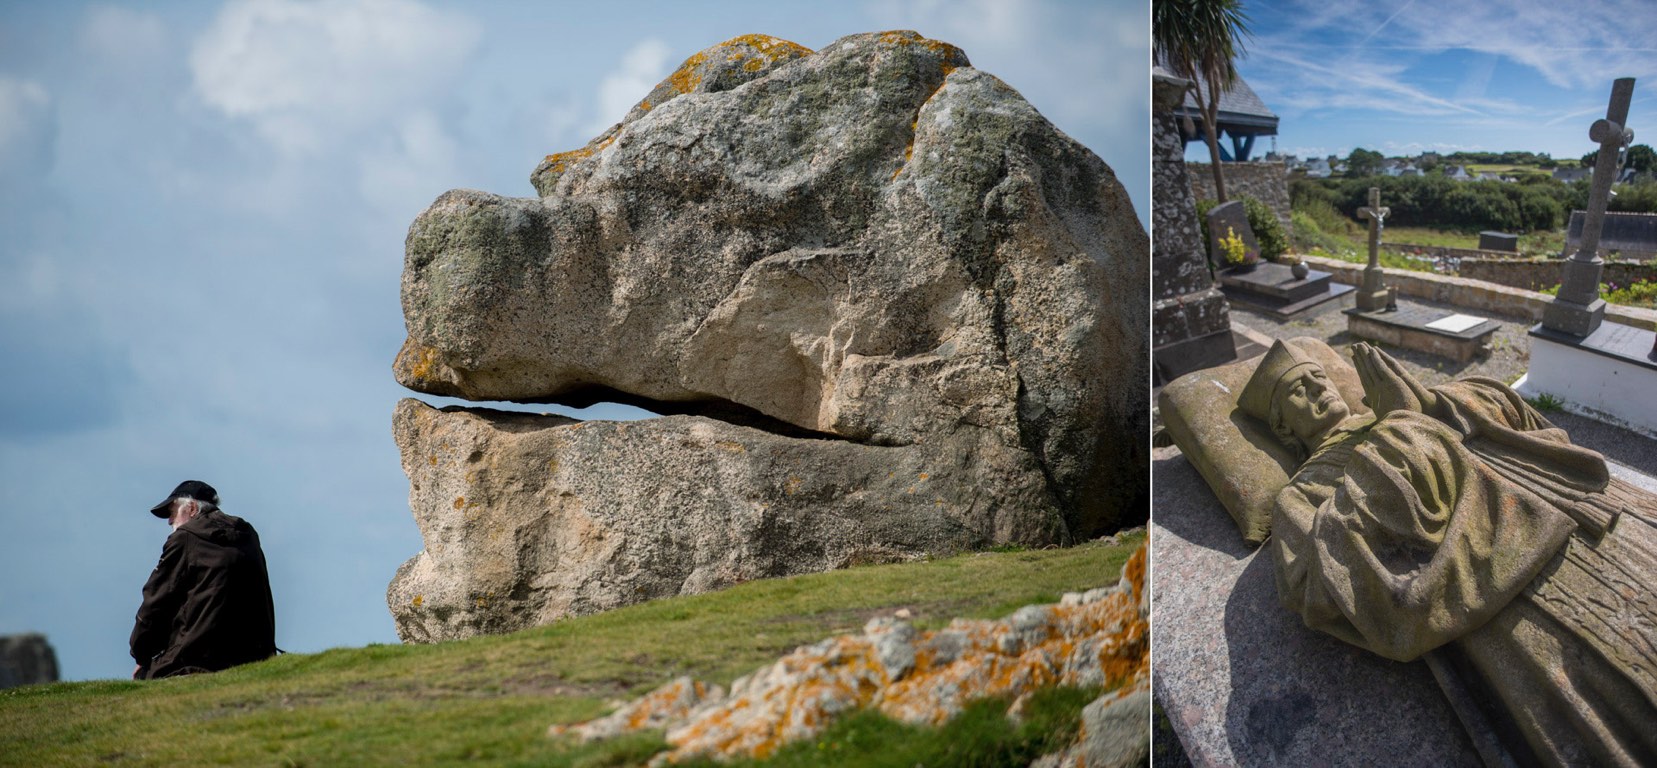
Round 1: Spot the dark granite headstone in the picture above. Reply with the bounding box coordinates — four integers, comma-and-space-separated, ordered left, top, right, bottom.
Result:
1205, 201, 1259, 270
1217, 262, 1355, 319
1477, 231, 1518, 252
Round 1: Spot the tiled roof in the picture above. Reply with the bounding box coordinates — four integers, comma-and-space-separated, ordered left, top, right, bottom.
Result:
1172, 70, 1278, 133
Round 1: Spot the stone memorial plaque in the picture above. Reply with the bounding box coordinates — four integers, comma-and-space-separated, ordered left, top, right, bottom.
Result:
1424, 314, 1490, 333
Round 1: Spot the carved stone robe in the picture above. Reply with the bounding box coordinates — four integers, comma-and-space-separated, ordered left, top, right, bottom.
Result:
1271, 377, 1657, 767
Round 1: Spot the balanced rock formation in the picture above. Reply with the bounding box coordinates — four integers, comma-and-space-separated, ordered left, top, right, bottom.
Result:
548, 542, 1149, 766
388, 30, 1146, 642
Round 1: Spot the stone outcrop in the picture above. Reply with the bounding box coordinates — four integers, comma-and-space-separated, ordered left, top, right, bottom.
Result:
387, 400, 1063, 642
0, 633, 59, 689
548, 543, 1148, 766
388, 30, 1147, 642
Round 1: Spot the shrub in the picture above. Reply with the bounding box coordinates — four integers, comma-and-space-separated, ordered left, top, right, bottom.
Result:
1241, 195, 1288, 261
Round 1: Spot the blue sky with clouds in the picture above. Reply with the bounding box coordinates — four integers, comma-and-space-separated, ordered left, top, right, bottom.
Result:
0, 0, 1148, 681
1192, 0, 1657, 162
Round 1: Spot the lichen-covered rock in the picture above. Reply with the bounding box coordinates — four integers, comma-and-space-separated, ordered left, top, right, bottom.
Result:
0, 633, 59, 689
546, 543, 1149, 765
393, 30, 1147, 545
388, 30, 1145, 640
387, 398, 1063, 642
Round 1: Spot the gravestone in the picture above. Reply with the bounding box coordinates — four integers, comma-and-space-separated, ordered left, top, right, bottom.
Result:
1522, 76, 1657, 435
1345, 187, 1497, 360
1355, 187, 1392, 311
1206, 200, 1353, 319
1204, 201, 1258, 270
1152, 68, 1236, 384
1545, 78, 1633, 336
1477, 231, 1519, 253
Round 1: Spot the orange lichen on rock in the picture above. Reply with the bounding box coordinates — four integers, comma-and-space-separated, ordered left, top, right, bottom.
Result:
541, 133, 618, 176
395, 339, 444, 384
875, 30, 966, 62
547, 542, 1149, 765
666, 34, 811, 95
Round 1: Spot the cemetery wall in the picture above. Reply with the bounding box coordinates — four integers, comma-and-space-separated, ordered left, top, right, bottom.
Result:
1303, 255, 1657, 331
1187, 162, 1292, 233
1458, 258, 1657, 292
1382, 243, 1506, 263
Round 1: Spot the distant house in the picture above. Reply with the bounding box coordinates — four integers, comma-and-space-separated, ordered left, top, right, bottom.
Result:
1305, 157, 1332, 178
1384, 161, 1421, 177
1553, 167, 1592, 184
1445, 165, 1473, 181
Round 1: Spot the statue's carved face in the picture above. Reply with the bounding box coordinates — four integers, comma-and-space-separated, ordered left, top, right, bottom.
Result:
1277, 366, 1349, 445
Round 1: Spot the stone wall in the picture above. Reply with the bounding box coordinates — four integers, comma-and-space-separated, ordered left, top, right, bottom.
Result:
1303, 255, 1657, 330
1457, 257, 1657, 292
1383, 243, 1508, 262
1186, 161, 1292, 235
1151, 73, 1234, 384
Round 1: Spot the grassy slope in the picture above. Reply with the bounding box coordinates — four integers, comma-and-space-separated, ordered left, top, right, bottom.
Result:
0, 533, 1140, 767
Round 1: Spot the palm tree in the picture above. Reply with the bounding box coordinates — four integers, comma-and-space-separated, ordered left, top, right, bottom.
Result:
1154, 0, 1252, 203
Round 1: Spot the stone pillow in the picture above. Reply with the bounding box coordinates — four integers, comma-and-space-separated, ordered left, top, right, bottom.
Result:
1157, 337, 1370, 545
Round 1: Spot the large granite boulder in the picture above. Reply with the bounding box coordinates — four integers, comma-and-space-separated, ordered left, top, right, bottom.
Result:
388, 31, 1146, 642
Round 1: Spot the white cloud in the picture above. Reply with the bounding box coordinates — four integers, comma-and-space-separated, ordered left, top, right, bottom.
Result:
0, 77, 52, 180
585, 38, 672, 136
190, 0, 480, 153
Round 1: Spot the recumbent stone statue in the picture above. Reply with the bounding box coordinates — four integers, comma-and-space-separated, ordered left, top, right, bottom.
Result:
1207, 339, 1655, 765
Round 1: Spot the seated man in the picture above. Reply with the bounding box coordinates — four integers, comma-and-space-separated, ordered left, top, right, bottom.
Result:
131, 481, 277, 679
1240, 340, 1657, 767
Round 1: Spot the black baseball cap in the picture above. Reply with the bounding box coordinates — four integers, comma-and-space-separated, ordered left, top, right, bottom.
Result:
149, 480, 220, 518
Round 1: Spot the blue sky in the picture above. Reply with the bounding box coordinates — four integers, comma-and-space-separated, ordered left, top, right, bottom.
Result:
0, 0, 1148, 681
1190, 0, 1657, 162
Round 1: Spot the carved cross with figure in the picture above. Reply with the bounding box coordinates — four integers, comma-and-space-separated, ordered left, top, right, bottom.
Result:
1353, 186, 1393, 310
1359, 186, 1389, 270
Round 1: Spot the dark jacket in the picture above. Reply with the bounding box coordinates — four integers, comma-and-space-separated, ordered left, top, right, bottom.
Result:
130, 509, 276, 679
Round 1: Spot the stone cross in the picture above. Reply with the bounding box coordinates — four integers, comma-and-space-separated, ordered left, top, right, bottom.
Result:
1545, 77, 1635, 336
1356, 187, 1392, 311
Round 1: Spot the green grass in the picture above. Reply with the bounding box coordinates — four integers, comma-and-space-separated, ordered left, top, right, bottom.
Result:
1291, 217, 1573, 268
0, 533, 1140, 767
1525, 392, 1566, 413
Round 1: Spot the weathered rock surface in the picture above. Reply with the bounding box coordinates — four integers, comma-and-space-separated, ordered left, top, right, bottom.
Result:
387, 398, 1062, 642
547, 543, 1148, 765
388, 30, 1146, 640
0, 633, 59, 689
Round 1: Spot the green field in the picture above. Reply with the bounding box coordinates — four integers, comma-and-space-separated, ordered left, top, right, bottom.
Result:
0, 533, 1140, 767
